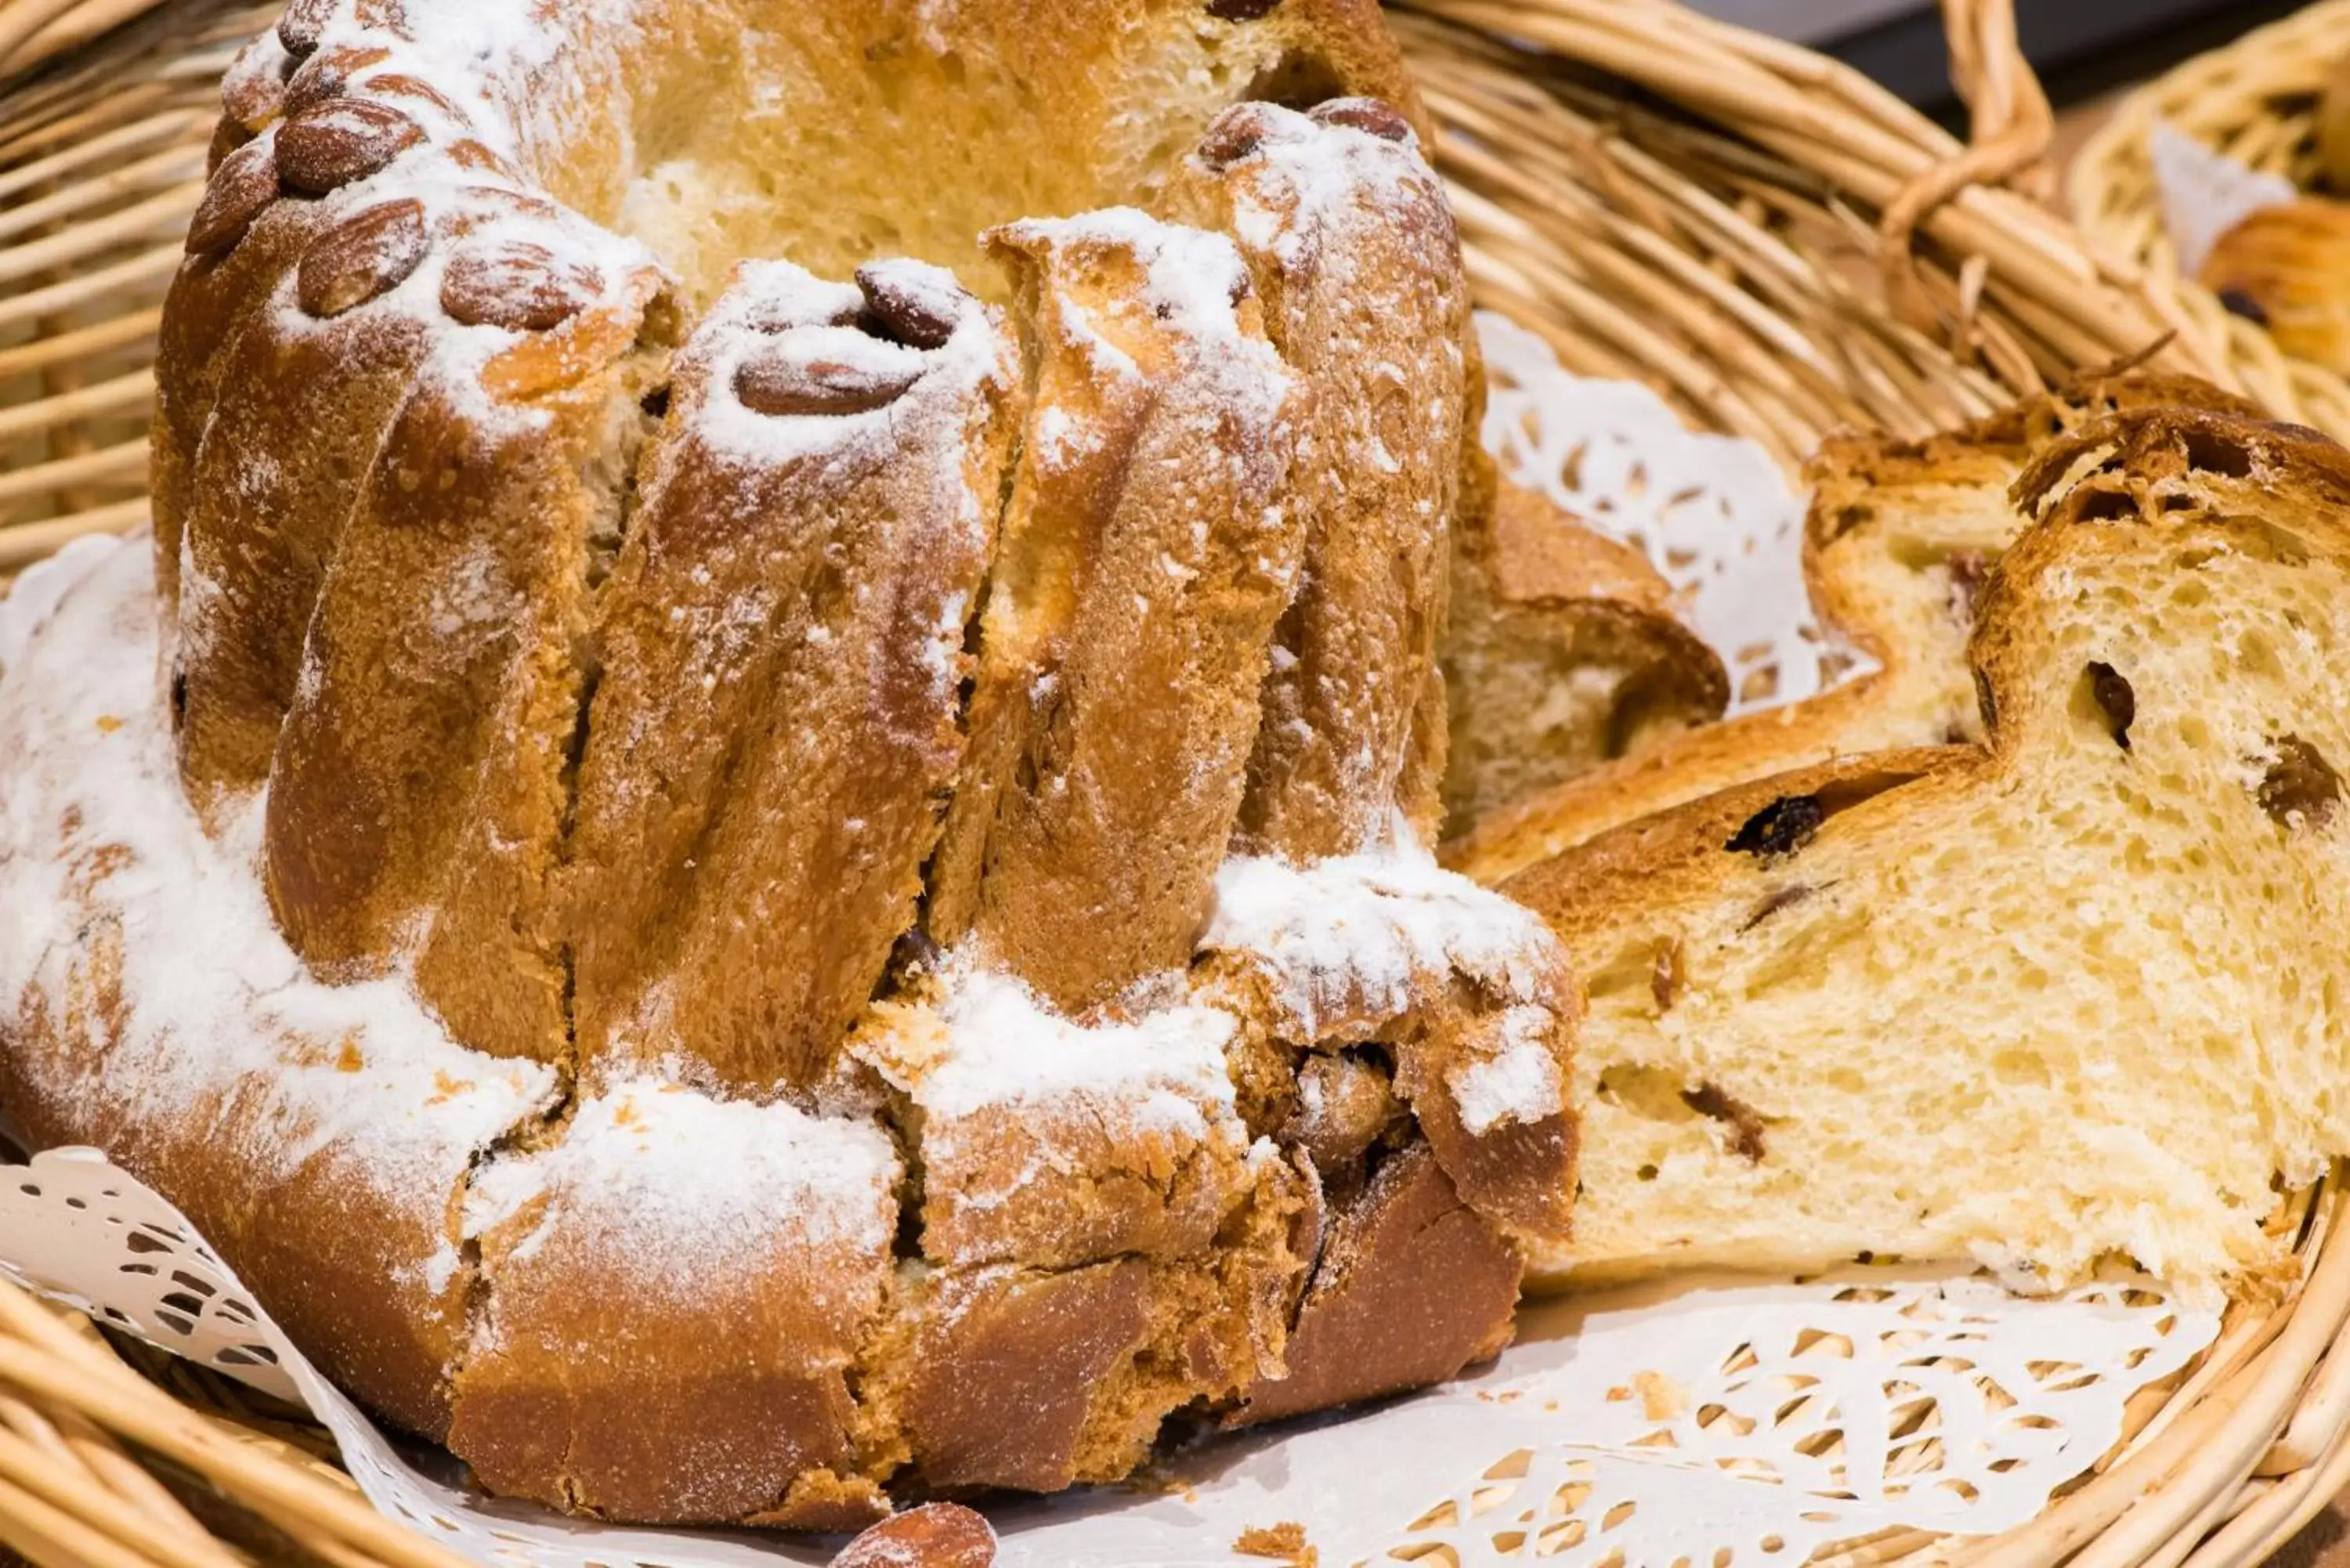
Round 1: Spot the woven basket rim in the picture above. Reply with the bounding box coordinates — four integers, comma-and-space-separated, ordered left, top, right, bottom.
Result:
0, 3, 2346, 1567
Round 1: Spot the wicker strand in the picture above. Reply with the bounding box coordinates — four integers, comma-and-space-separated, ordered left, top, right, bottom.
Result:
1875, 0, 2053, 334
0, 1287, 460, 1568
0, 2, 2345, 1566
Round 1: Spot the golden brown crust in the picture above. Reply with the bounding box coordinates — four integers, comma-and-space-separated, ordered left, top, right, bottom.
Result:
152, 155, 329, 644
1167, 101, 1472, 858
449, 1099, 896, 1523
263, 271, 671, 1064
1231, 1143, 1519, 1427
1502, 749, 1964, 948
566, 263, 1015, 1092
900, 1260, 1155, 1494
173, 200, 440, 813
927, 214, 1302, 1013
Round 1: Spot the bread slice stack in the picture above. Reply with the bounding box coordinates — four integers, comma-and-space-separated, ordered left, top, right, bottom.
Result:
1497, 399, 2350, 1299
1449, 372, 2265, 883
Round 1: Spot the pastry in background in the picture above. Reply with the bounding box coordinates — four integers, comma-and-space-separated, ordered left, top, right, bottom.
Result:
2313, 60, 2350, 194
1441, 481, 1726, 835
2200, 198, 2350, 370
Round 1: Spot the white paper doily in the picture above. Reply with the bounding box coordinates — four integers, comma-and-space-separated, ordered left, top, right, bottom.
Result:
1477, 313, 1861, 711
0, 1147, 2216, 1568
0, 338, 2214, 1565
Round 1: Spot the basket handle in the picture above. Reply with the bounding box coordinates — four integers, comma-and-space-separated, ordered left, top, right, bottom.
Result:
1878, 0, 2055, 334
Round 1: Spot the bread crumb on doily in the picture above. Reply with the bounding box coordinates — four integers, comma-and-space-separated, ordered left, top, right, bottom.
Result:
1235, 1522, 1318, 1565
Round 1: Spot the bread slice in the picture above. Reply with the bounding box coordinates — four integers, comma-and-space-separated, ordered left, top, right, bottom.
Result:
1504, 400, 2350, 1299
1446, 372, 2265, 884
1441, 481, 1726, 834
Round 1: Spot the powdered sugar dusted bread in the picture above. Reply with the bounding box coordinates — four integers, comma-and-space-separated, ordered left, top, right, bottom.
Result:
1167, 99, 1471, 858
566, 259, 1015, 1092
1506, 398, 2350, 1300
0, 0, 1585, 1528
1446, 372, 2265, 883
926, 211, 1303, 1014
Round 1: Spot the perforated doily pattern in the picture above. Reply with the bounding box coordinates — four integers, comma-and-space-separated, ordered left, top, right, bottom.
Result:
0, 1151, 2218, 1568
0, 1147, 295, 1400
1477, 313, 1869, 711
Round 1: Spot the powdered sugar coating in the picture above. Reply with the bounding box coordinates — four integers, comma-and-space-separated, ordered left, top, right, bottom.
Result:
685, 257, 1003, 475
464, 1076, 900, 1302
877, 959, 1240, 1132
1451, 1004, 1567, 1136
0, 538, 557, 1192
1203, 823, 1566, 1037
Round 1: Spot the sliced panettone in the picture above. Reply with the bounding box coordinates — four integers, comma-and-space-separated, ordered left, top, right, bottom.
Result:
1447, 372, 2265, 884
1441, 481, 1727, 834
1505, 401, 2350, 1299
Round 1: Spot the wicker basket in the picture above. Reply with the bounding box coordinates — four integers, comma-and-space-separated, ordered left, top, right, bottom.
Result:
2068, 0, 2350, 443
0, 2, 2343, 1566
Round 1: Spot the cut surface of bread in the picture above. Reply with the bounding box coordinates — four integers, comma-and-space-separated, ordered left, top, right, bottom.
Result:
1506, 403, 2350, 1300
1446, 373, 2266, 885
1441, 481, 1726, 834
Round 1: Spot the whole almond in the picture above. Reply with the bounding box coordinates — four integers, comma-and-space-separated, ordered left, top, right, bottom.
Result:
1196, 104, 1274, 171
186, 139, 281, 256
733, 341, 921, 417
282, 45, 391, 118
277, 99, 423, 194
830, 1503, 996, 1568
855, 262, 965, 350
276, 0, 336, 60
440, 240, 602, 331
1311, 97, 1414, 144
219, 34, 292, 132
297, 198, 427, 317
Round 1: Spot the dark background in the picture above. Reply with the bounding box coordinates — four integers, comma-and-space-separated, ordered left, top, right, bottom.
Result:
1718, 0, 2307, 122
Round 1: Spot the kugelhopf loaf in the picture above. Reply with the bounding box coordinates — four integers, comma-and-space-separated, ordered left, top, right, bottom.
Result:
0, 0, 1592, 1528
1506, 400, 2350, 1299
